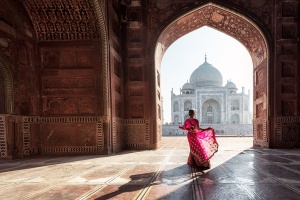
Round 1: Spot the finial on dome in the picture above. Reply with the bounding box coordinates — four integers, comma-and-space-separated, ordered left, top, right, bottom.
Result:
205, 54, 207, 62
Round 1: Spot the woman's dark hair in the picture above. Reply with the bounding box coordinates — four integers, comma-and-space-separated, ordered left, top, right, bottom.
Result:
189, 109, 195, 117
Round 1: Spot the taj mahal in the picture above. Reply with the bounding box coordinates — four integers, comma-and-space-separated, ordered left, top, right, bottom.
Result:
162, 56, 253, 136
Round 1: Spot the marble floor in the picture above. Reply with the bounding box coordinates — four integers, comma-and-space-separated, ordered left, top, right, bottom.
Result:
1, 137, 300, 200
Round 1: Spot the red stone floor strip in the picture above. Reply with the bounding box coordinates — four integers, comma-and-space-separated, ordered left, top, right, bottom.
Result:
77, 162, 140, 199
134, 148, 175, 199
191, 165, 205, 200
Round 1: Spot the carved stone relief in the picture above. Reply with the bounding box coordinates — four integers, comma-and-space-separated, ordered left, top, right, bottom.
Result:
40, 47, 97, 116
23, 116, 104, 155
157, 4, 267, 65
256, 90, 264, 99
23, 0, 101, 41
149, 0, 272, 31
277, 117, 300, 147
253, 118, 268, 146
124, 119, 150, 148
44, 97, 96, 115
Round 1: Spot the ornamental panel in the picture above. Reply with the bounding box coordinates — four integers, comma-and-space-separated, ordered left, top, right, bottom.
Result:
276, 117, 300, 148
22, 0, 101, 41
124, 119, 150, 149
23, 116, 104, 155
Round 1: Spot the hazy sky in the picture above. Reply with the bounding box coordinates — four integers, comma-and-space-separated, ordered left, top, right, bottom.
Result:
161, 26, 253, 123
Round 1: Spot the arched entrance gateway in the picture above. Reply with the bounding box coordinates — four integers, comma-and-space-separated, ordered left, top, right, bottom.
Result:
154, 3, 269, 147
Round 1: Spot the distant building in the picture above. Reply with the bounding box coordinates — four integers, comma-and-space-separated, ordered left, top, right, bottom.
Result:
163, 56, 253, 135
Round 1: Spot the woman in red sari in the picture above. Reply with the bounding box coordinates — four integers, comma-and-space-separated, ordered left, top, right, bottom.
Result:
179, 109, 218, 169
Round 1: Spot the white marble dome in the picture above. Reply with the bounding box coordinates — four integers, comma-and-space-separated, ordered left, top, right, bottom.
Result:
190, 58, 223, 87
182, 82, 193, 90
225, 81, 237, 89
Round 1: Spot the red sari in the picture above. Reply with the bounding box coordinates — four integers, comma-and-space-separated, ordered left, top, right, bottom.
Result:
179, 118, 218, 167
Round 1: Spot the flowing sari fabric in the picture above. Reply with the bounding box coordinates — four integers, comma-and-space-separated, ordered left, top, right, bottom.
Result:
179, 118, 218, 166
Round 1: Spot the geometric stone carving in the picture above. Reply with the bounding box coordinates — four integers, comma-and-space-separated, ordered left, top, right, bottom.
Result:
0, 73, 5, 113
157, 4, 267, 64
23, 117, 31, 156
43, 97, 96, 115
276, 117, 300, 147
0, 116, 7, 157
23, 0, 101, 41
256, 90, 264, 99
112, 118, 124, 153
253, 119, 268, 146
124, 119, 150, 148
41, 49, 94, 68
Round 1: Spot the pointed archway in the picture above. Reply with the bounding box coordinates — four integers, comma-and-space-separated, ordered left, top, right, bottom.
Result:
154, 3, 269, 147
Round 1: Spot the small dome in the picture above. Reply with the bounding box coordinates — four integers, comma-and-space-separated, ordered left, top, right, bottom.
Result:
190, 56, 223, 87
225, 81, 237, 89
182, 82, 193, 90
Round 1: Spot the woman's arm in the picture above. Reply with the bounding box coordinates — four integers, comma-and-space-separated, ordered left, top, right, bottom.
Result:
179, 120, 187, 130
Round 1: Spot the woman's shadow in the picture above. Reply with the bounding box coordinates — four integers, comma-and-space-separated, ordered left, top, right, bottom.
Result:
94, 164, 196, 200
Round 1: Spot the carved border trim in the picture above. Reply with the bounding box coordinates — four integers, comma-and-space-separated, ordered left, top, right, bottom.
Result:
93, 0, 109, 116
276, 117, 300, 147
112, 120, 117, 150
0, 116, 7, 157
43, 146, 102, 153
0, 57, 14, 114
23, 117, 31, 155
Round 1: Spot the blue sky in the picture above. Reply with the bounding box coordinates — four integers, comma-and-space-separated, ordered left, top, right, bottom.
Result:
161, 26, 253, 123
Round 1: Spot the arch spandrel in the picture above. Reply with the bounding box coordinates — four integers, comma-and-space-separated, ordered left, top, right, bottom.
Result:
157, 4, 267, 66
